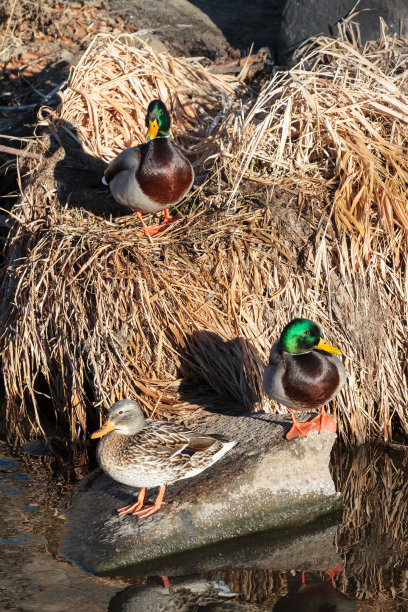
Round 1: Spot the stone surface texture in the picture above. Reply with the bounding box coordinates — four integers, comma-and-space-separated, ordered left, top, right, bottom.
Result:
63, 412, 340, 574
280, 0, 408, 60
110, 0, 284, 56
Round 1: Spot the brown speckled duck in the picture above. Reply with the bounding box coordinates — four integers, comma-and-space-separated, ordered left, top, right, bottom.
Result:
91, 399, 236, 518
102, 99, 194, 237
108, 577, 237, 612
263, 318, 346, 440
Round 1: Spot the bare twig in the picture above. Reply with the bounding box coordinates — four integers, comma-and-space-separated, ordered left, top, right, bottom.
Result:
0, 144, 41, 159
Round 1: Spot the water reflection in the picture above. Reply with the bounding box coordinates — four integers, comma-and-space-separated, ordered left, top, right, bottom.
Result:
333, 444, 408, 605
273, 570, 354, 611
108, 576, 237, 611
4, 441, 408, 610
104, 442, 408, 610
106, 570, 355, 611
0, 444, 121, 610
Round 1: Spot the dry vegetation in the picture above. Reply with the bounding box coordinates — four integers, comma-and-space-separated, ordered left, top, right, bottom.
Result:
0, 0, 139, 205
0, 25, 408, 469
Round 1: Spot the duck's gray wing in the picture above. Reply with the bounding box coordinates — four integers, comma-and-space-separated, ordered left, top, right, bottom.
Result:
103, 146, 142, 185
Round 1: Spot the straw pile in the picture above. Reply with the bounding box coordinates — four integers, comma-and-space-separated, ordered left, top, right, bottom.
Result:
57, 34, 243, 166
1, 29, 408, 465
209, 26, 408, 443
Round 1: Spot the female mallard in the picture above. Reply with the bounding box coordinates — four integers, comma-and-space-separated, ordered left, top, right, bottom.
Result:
108, 577, 237, 612
263, 318, 346, 440
102, 99, 194, 237
91, 399, 236, 518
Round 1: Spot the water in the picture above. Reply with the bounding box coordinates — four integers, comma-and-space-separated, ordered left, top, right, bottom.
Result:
1, 440, 408, 611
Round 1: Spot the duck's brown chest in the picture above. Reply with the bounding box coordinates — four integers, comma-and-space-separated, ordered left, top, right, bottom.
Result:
282, 351, 340, 409
137, 138, 193, 205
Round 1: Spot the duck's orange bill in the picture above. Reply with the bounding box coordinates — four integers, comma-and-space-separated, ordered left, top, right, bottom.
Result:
90, 419, 116, 439
146, 119, 159, 141
316, 337, 341, 355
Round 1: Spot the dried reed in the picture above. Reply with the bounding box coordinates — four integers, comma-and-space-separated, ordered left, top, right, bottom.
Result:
57, 33, 244, 168
1, 31, 408, 467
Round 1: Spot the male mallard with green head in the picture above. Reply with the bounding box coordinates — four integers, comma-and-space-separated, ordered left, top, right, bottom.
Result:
263, 318, 346, 439
102, 99, 194, 237
91, 399, 236, 518
274, 567, 353, 612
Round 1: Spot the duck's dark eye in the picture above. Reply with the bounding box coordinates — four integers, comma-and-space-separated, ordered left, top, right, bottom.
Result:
304, 331, 310, 335
118, 410, 123, 415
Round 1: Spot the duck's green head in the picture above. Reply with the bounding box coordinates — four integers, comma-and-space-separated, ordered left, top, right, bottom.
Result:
279, 318, 341, 355
145, 99, 170, 140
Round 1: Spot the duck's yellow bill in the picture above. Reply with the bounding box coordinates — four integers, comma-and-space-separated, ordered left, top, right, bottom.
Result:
146, 119, 159, 141
316, 337, 341, 355
91, 419, 116, 439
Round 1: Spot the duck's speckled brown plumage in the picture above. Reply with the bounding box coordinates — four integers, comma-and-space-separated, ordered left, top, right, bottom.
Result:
110, 578, 236, 612
91, 399, 236, 517
96, 414, 235, 489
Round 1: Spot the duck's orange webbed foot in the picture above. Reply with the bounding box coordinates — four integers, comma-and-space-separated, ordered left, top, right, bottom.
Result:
161, 575, 171, 589
310, 407, 337, 433
286, 410, 316, 440
323, 564, 344, 582
132, 485, 166, 519
137, 210, 180, 238
161, 208, 181, 225
117, 487, 151, 515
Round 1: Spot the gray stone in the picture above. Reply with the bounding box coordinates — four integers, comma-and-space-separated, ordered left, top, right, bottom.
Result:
112, 523, 342, 579
110, 0, 230, 57
279, 0, 408, 61
107, 0, 284, 56
62, 412, 341, 574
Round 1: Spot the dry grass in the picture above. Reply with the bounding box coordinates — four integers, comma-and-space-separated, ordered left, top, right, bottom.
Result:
208, 26, 408, 443
56, 34, 243, 166
1, 29, 408, 468
215, 26, 408, 240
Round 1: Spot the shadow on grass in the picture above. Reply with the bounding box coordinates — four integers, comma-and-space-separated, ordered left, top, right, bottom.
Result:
177, 330, 265, 414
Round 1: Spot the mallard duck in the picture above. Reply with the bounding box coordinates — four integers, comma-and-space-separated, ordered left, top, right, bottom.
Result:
274, 568, 354, 612
263, 318, 346, 440
102, 99, 194, 237
91, 399, 236, 518
108, 577, 237, 612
